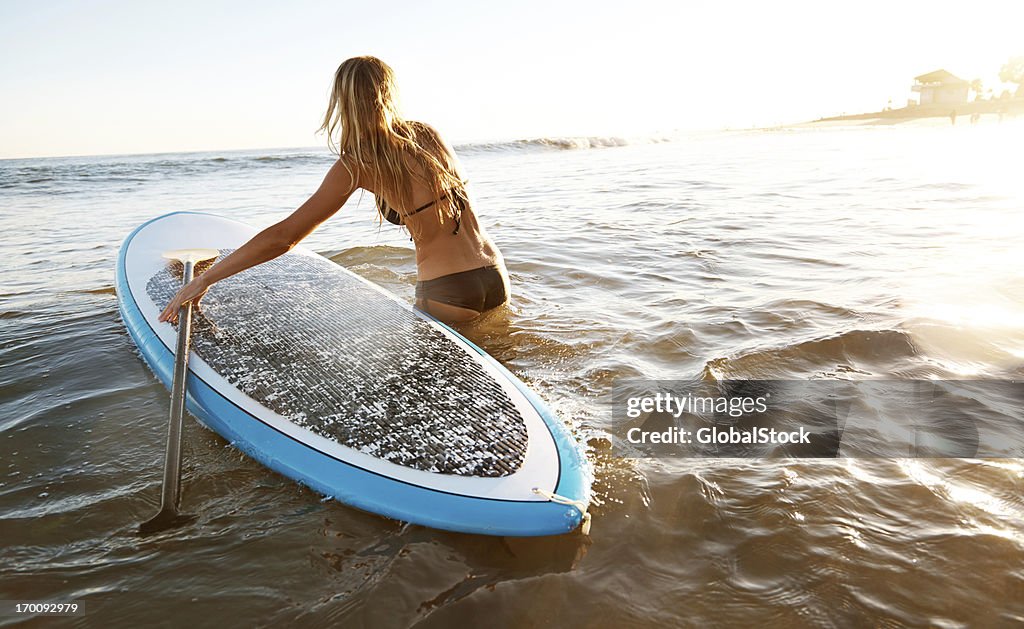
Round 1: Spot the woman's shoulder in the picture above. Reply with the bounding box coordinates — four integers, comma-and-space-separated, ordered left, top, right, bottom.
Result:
409, 119, 441, 138
331, 153, 365, 193
409, 121, 455, 154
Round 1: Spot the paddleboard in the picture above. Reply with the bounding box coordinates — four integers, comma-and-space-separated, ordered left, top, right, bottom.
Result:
116, 211, 590, 536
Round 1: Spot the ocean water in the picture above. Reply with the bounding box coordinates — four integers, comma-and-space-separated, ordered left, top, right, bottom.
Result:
1, 123, 1023, 627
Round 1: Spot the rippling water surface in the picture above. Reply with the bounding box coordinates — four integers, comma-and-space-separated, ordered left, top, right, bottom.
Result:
2, 124, 1023, 627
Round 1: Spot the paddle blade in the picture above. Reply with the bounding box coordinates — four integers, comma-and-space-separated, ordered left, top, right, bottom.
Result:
162, 248, 220, 265
138, 509, 197, 536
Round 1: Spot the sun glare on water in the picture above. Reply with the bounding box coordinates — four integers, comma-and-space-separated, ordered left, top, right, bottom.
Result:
898, 120, 1024, 375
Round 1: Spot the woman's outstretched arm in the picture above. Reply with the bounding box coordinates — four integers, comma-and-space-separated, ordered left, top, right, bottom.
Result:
158, 158, 356, 323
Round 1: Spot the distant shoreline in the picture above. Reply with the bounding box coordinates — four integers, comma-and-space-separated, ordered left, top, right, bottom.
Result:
809, 99, 1024, 125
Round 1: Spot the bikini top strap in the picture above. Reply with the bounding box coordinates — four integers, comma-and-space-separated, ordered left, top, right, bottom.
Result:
377, 178, 470, 233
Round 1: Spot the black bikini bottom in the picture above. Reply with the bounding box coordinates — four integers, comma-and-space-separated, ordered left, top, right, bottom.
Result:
415, 265, 508, 312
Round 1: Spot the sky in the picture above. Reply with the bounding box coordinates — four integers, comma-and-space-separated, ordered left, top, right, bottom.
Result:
1, 0, 1022, 159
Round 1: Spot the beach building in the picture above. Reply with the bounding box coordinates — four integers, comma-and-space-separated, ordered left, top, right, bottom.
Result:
911, 70, 969, 106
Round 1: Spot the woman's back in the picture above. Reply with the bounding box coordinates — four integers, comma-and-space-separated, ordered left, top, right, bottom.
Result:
352, 123, 505, 282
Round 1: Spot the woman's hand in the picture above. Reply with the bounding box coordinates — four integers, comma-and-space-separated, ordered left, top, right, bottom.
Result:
158, 277, 210, 324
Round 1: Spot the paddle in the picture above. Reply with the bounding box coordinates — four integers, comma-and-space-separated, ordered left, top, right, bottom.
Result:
139, 248, 219, 535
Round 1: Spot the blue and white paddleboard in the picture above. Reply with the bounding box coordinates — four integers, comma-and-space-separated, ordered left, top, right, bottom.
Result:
116, 212, 590, 536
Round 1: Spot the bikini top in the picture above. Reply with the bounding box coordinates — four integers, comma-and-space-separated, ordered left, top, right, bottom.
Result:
375, 184, 468, 235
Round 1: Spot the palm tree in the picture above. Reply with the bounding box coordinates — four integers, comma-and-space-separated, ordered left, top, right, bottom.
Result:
970, 79, 983, 101
999, 57, 1024, 97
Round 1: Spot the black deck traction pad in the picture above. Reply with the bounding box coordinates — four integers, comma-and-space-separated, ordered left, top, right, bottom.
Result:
146, 249, 527, 477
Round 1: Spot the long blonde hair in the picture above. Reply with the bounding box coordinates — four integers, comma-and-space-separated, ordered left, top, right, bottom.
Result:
320, 56, 464, 234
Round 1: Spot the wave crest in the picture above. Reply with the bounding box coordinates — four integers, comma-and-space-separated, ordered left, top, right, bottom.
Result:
457, 134, 673, 154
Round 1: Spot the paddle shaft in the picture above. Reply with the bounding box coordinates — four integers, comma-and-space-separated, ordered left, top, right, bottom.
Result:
156, 260, 196, 515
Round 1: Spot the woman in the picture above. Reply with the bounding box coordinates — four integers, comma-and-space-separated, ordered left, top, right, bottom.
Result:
159, 56, 509, 325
